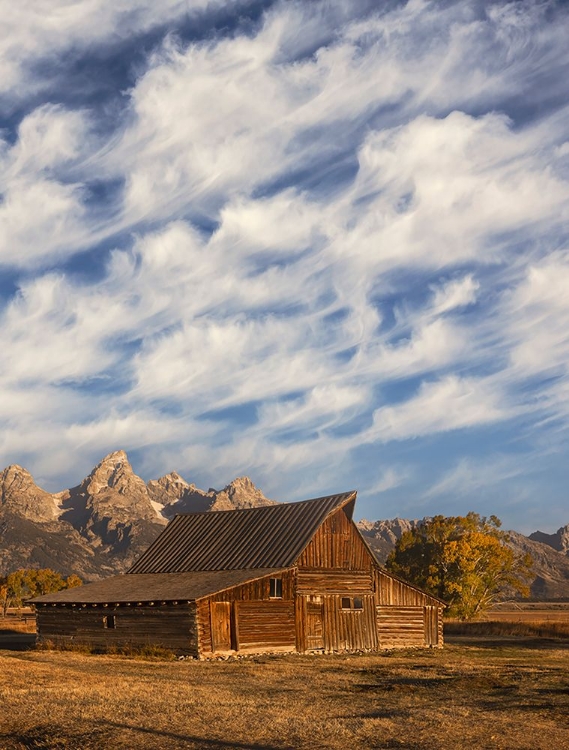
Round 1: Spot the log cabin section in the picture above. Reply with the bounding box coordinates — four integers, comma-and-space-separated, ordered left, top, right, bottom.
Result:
30, 491, 445, 656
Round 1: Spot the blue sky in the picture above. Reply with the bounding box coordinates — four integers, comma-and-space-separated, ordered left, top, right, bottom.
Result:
1, 0, 568, 533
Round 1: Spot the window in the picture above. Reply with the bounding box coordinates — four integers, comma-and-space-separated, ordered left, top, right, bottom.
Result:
341, 597, 364, 611
103, 614, 116, 629
269, 578, 282, 598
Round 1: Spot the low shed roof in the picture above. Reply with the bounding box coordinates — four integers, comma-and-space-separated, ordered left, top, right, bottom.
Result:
129, 491, 356, 574
29, 568, 287, 605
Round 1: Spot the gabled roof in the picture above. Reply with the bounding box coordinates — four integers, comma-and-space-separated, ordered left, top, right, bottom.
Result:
29, 569, 287, 605
129, 491, 357, 574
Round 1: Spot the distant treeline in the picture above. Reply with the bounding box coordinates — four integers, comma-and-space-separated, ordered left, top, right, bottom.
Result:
0, 569, 82, 615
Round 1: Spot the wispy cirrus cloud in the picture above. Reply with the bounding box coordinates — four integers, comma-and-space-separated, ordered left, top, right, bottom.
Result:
0, 0, 569, 532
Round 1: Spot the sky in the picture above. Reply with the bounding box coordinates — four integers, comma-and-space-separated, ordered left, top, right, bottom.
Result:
1, 0, 568, 534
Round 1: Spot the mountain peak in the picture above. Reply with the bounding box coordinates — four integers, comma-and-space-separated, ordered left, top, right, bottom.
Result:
0, 463, 57, 523
147, 471, 195, 506
529, 525, 569, 556
212, 476, 274, 511
80, 450, 145, 497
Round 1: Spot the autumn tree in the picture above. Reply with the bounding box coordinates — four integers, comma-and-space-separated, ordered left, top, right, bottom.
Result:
385, 513, 533, 619
0, 568, 83, 613
0, 578, 8, 618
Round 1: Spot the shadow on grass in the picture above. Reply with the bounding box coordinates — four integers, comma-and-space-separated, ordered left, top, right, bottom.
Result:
0, 632, 36, 651
1, 721, 291, 750
100, 721, 291, 749
0, 724, 113, 749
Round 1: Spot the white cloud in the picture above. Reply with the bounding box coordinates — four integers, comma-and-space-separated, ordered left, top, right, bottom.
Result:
0, 0, 237, 99
506, 254, 569, 376
431, 275, 479, 315
257, 384, 368, 435
370, 375, 511, 442
335, 111, 569, 272
1, 0, 569, 526
363, 468, 406, 496
423, 456, 526, 501
365, 319, 468, 380
0, 106, 93, 266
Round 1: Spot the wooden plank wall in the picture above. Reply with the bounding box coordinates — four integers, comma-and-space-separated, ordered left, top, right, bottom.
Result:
429, 605, 444, 647
296, 569, 373, 593
237, 601, 295, 652
375, 605, 444, 648
376, 605, 425, 648
296, 594, 377, 652
197, 570, 295, 656
374, 569, 441, 607
36, 604, 198, 654
197, 599, 212, 654
207, 570, 295, 602
296, 509, 374, 570
423, 605, 441, 647
325, 594, 377, 651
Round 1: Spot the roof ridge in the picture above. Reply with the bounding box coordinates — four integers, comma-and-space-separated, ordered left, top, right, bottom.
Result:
168, 490, 357, 519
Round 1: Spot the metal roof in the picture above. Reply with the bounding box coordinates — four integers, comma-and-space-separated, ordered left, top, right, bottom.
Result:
129, 491, 357, 574
29, 568, 288, 605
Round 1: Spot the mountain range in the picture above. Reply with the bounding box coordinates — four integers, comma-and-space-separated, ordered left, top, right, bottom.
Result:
1, 450, 568, 598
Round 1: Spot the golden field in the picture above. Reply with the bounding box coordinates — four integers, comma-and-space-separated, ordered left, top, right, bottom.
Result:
1, 605, 568, 749
1, 638, 568, 749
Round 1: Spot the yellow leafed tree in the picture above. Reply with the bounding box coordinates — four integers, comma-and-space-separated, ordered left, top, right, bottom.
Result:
386, 513, 533, 619
0, 568, 83, 615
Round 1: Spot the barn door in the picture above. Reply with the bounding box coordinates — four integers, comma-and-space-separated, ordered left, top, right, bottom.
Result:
423, 605, 439, 646
211, 602, 232, 651
305, 596, 324, 651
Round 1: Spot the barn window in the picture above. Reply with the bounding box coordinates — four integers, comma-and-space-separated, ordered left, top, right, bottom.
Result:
269, 578, 282, 598
103, 615, 116, 629
341, 597, 363, 611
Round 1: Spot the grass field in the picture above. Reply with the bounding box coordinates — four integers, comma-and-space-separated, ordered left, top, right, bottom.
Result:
1, 607, 568, 749
1, 640, 568, 750
0, 616, 36, 634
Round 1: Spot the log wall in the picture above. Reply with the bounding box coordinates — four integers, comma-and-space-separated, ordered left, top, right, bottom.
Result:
36, 604, 198, 654
375, 605, 444, 648
376, 605, 425, 648
237, 601, 295, 652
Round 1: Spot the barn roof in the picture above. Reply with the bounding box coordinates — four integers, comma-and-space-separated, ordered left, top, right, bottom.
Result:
29, 568, 288, 605
129, 490, 357, 574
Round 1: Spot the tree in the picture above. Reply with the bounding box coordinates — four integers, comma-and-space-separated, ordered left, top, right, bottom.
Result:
0, 568, 83, 613
0, 578, 8, 618
385, 513, 533, 619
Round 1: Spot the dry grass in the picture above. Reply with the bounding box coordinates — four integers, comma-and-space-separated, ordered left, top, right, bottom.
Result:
445, 603, 569, 639
445, 619, 569, 639
1, 642, 568, 749
483, 605, 569, 623
0, 616, 36, 634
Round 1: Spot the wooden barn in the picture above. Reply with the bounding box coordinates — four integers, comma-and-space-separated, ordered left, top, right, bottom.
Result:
30, 492, 444, 655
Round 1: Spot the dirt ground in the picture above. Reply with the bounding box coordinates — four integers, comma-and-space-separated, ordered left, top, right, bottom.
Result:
1, 639, 568, 750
